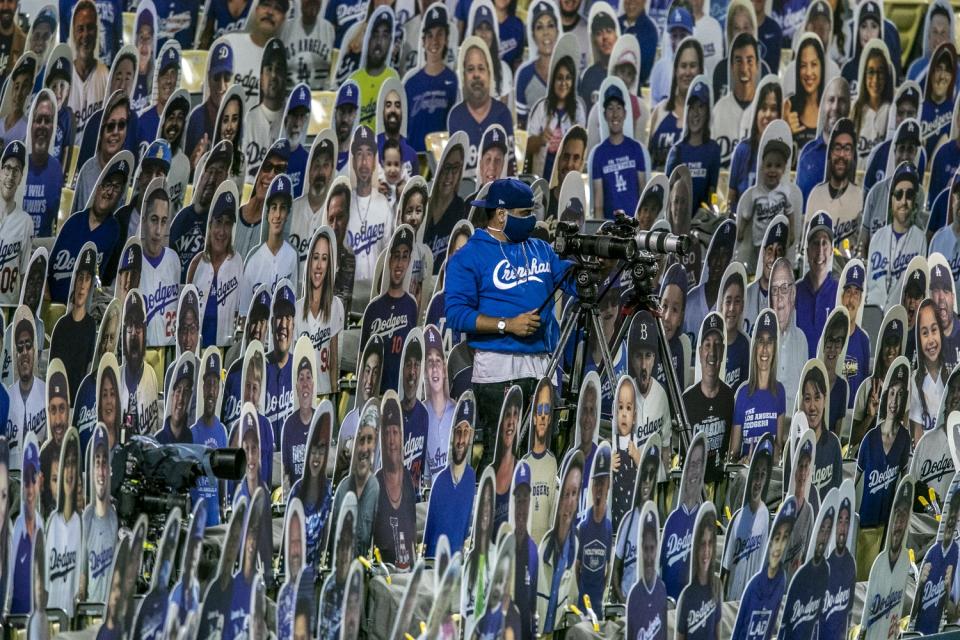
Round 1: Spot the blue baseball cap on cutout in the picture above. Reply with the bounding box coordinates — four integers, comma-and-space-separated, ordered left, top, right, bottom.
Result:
424, 325, 442, 354
160, 45, 179, 72
209, 41, 233, 77
175, 360, 195, 387
455, 395, 474, 426
1, 140, 24, 167
142, 139, 171, 171
667, 7, 693, 34
469, 178, 534, 210
337, 82, 359, 108
513, 460, 531, 491
474, 4, 495, 29
764, 220, 789, 250
204, 352, 222, 380
22, 441, 39, 482
603, 83, 625, 107
211, 189, 237, 221
287, 83, 311, 113
844, 264, 864, 290
808, 211, 833, 239
273, 282, 296, 316
688, 78, 710, 105
265, 138, 291, 164
932, 263, 953, 291
267, 174, 293, 206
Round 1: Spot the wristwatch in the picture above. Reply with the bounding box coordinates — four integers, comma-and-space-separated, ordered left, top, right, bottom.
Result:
497, 319, 506, 334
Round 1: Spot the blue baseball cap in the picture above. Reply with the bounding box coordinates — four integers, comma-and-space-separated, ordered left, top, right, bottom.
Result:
48, 55, 71, 83
393, 226, 414, 252
267, 174, 293, 206
287, 83, 311, 113
22, 440, 39, 482
423, 4, 447, 30
211, 189, 237, 221
1, 140, 24, 167
932, 263, 952, 291
896, 119, 921, 146
667, 7, 694, 34
531, 0, 555, 24
701, 312, 723, 341
336, 81, 360, 108
844, 263, 864, 291
209, 41, 233, 77
106, 157, 131, 182
603, 83, 625, 107
630, 311, 657, 353
175, 359, 195, 387
474, 4, 495, 29
687, 78, 710, 105
808, 211, 833, 239
265, 138, 291, 164
756, 436, 774, 459
713, 219, 736, 253
34, 6, 56, 29
798, 436, 813, 461
142, 139, 171, 171
77, 246, 97, 277
892, 161, 919, 191
424, 325, 442, 354
159, 45, 179, 72
481, 125, 508, 154
120, 243, 142, 272
777, 497, 798, 524
273, 281, 296, 316
249, 287, 271, 324
883, 318, 902, 343
660, 262, 688, 298
513, 460, 531, 491
204, 352, 222, 380
93, 424, 109, 454
592, 446, 611, 477
351, 125, 375, 153
755, 309, 777, 338
181, 287, 198, 311
764, 220, 789, 250
469, 178, 534, 210
455, 395, 474, 426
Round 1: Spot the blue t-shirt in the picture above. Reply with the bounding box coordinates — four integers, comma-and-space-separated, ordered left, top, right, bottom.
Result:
205, 0, 250, 39
134, 587, 171, 640
288, 145, 308, 198
191, 417, 228, 527
74, 373, 97, 454
54, 107, 74, 172
576, 510, 612, 609
797, 136, 827, 207
829, 377, 848, 433
845, 327, 870, 408
497, 16, 525, 68
590, 136, 649, 220
757, 17, 783, 77
47, 210, 121, 303
402, 400, 429, 498
922, 97, 954, 159
665, 139, 721, 209
405, 66, 459, 153
929, 141, 960, 210
423, 464, 476, 556
325, 0, 369, 46
676, 580, 721, 640
728, 139, 758, 210
447, 99, 514, 174
168, 579, 200, 629
914, 541, 958, 634
659, 503, 699, 600
733, 383, 786, 458
359, 293, 418, 393
820, 550, 856, 640
626, 576, 668, 640
226, 574, 254, 639
10, 521, 31, 614
169, 204, 208, 282
856, 425, 910, 527
281, 411, 310, 490
137, 107, 161, 155
731, 567, 786, 640
24, 155, 64, 237
649, 111, 681, 170
777, 558, 829, 639
289, 478, 333, 568
795, 273, 838, 357
265, 355, 293, 443
725, 332, 750, 390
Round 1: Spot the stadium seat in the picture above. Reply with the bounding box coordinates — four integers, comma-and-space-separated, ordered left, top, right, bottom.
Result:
122, 12, 135, 47
183, 183, 194, 205
181, 50, 209, 95
515, 129, 528, 167
861, 304, 884, 353
145, 348, 166, 392
59, 188, 74, 229
42, 303, 66, 337
65, 145, 80, 187
309, 91, 336, 135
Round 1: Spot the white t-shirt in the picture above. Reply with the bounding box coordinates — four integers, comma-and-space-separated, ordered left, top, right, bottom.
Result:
69, 63, 109, 141
347, 190, 393, 287
45, 510, 82, 617
636, 379, 671, 481
295, 296, 345, 395
244, 104, 283, 184
0, 207, 33, 307
240, 242, 299, 313
6, 378, 45, 468
283, 16, 336, 90
192, 253, 244, 346
223, 33, 265, 111
909, 372, 944, 431
288, 197, 317, 269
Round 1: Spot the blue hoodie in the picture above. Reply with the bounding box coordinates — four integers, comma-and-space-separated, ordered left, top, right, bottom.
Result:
445, 230, 573, 354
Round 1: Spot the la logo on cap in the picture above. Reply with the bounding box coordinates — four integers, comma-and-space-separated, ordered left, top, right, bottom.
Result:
299, 87, 306, 100
431, 7, 438, 17
492, 130, 499, 141
346, 86, 353, 96
763, 314, 771, 326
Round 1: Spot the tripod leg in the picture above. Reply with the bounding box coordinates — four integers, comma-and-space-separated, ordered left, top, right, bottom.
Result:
588, 309, 619, 384
655, 316, 693, 455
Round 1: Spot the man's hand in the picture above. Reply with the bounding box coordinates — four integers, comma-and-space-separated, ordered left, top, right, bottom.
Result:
507, 310, 541, 337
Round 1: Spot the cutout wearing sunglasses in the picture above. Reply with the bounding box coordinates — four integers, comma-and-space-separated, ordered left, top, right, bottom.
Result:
892, 188, 915, 201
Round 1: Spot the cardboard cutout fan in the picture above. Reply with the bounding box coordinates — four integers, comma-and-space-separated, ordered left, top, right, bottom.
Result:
318, 491, 357, 638
660, 431, 706, 600
131, 507, 182, 638
859, 475, 914, 640
196, 496, 248, 638
523, 375, 558, 546
289, 399, 334, 569
296, 224, 344, 395
373, 390, 417, 569
280, 335, 319, 492
423, 387, 476, 558
911, 463, 960, 634
676, 501, 722, 640
462, 465, 497, 634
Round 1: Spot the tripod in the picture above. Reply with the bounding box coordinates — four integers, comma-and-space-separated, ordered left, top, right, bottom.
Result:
529, 255, 694, 455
